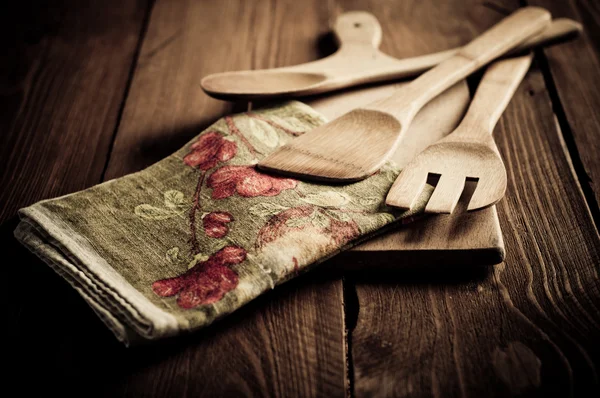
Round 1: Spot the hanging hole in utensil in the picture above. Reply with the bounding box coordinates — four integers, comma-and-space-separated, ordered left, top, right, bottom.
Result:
354, 22, 361, 28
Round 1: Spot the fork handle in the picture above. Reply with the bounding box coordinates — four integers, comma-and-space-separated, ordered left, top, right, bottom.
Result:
454, 54, 533, 139
366, 7, 550, 123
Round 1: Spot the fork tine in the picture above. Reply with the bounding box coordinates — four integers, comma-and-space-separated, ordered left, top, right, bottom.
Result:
424, 174, 466, 214
467, 177, 507, 211
385, 169, 428, 210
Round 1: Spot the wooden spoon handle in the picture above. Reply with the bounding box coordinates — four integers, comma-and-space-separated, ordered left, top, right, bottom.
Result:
453, 54, 533, 139
368, 7, 551, 122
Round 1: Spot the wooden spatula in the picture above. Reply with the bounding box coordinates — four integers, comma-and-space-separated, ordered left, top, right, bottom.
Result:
202, 11, 580, 100
303, 80, 505, 267
386, 54, 533, 214
257, 7, 550, 182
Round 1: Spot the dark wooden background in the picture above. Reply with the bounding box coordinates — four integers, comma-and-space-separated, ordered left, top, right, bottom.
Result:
2, 0, 599, 397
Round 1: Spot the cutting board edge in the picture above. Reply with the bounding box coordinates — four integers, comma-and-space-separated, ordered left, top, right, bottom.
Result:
333, 246, 505, 268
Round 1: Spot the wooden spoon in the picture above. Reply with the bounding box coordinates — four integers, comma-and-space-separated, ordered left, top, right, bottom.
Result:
257, 7, 551, 182
201, 11, 579, 100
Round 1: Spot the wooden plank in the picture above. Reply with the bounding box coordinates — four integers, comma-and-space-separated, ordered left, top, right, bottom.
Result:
6, 1, 599, 397
529, 0, 600, 219
2, 0, 149, 396
100, 0, 347, 396
104, 0, 333, 177
348, 1, 600, 396
0, 0, 147, 222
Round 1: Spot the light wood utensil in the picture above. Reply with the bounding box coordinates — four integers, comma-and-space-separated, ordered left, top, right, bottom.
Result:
303, 81, 504, 266
386, 54, 533, 214
257, 7, 551, 182
202, 12, 580, 100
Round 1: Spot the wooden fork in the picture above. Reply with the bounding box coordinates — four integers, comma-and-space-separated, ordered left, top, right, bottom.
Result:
385, 54, 533, 214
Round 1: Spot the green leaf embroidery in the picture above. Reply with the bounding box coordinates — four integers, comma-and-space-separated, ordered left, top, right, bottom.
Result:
285, 216, 312, 228
358, 196, 382, 207
134, 204, 178, 220
166, 247, 180, 263
187, 252, 210, 270
300, 191, 350, 208
248, 118, 280, 148
260, 113, 307, 133
249, 202, 289, 218
310, 211, 330, 228
164, 190, 186, 210
326, 210, 352, 222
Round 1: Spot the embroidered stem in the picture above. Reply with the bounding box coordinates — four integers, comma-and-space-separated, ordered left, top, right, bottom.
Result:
247, 112, 304, 137
189, 172, 206, 254
225, 116, 258, 158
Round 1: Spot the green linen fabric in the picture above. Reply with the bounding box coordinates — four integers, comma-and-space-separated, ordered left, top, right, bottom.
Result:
15, 101, 430, 345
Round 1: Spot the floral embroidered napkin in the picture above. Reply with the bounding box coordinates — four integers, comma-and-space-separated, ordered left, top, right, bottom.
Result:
15, 101, 431, 345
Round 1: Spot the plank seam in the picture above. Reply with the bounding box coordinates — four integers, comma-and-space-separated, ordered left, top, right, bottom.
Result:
342, 275, 359, 398
521, 0, 600, 234
532, 47, 600, 233
100, 0, 155, 182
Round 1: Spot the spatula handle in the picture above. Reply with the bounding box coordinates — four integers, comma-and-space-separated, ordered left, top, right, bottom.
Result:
454, 54, 533, 139
368, 7, 551, 122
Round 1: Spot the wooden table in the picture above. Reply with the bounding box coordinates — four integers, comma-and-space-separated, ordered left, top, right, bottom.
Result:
3, 0, 599, 396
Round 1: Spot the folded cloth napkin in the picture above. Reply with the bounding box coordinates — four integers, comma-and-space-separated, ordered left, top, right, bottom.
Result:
15, 101, 431, 345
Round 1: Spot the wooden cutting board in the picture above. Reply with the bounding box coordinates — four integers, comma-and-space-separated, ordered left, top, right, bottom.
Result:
303, 80, 505, 267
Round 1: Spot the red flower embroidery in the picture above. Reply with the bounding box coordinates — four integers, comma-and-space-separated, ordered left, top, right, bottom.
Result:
256, 205, 359, 249
203, 211, 234, 238
184, 131, 237, 170
207, 165, 298, 199
152, 246, 246, 309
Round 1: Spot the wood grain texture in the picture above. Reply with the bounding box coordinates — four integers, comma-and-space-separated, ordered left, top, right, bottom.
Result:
528, 0, 600, 221
257, 7, 550, 182
3, 0, 600, 397
2, 0, 149, 395
348, 1, 600, 397
0, 0, 147, 222
102, 0, 347, 396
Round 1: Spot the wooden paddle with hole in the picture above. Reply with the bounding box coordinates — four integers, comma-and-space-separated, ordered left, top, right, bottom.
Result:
386, 54, 533, 214
257, 7, 550, 182
202, 11, 580, 100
